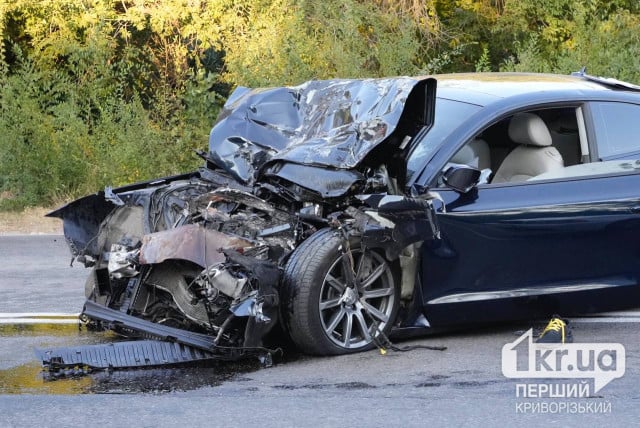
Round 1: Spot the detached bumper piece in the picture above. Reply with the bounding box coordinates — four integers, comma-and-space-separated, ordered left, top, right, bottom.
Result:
36, 300, 277, 375
36, 340, 216, 374
82, 300, 223, 353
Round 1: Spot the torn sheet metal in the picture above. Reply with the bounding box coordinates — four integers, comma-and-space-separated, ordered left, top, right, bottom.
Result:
263, 162, 365, 198
139, 224, 253, 267
222, 250, 280, 348
46, 192, 117, 256
46, 75, 442, 367
209, 77, 434, 183
357, 194, 440, 259
47, 171, 202, 256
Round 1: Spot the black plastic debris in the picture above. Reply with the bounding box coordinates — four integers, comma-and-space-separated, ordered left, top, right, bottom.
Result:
82, 300, 221, 352
36, 340, 217, 372
34, 298, 281, 376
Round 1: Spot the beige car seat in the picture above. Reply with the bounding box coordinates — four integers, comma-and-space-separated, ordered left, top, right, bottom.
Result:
450, 138, 491, 170
492, 113, 564, 183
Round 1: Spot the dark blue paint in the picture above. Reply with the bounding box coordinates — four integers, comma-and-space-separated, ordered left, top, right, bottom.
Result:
398, 75, 640, 327
414, 136, 640, 326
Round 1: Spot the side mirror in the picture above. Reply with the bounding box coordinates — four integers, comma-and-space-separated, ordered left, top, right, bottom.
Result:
442, 165, 481, 193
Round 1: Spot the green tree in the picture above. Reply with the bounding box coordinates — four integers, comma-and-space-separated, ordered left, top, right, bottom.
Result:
2, 0, 640, 210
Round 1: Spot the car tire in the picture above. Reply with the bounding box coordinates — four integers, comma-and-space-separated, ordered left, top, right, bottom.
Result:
282, 228, 399, 355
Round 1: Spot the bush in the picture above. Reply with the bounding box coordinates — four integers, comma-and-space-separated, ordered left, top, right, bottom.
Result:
0, 0, 226, 209
0, 47, 220, 209
2, 0, 640, 210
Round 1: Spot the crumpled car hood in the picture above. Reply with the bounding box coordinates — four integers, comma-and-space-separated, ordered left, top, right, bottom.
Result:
209, 77, 434, 184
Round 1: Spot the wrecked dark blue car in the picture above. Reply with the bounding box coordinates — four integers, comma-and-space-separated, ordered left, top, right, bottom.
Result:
48, 72, 640, 365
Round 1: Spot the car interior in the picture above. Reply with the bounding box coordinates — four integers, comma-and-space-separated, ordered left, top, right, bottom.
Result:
446, 107, 586, 185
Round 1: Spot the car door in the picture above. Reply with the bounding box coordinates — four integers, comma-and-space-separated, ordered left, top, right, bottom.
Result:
415, 106, 640, 327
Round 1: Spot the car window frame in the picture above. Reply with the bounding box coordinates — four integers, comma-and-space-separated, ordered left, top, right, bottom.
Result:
404, 97, 484, 185
424, 102, 591, 190
423, 101, 640, 190
408, 94, 640, 192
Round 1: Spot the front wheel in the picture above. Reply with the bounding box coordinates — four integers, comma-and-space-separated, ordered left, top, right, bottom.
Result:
282, 229, 399, 355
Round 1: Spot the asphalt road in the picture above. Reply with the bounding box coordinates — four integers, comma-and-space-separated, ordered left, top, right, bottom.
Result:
1, 235, 639, 427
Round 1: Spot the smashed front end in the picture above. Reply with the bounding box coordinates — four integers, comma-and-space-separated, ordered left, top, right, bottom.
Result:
45, 76, 440, 367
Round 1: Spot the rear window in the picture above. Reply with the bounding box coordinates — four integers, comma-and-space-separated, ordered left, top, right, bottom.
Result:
591, 101, 640, 159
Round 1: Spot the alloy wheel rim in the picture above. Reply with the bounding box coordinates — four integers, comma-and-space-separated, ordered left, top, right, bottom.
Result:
318, 249, 395, 349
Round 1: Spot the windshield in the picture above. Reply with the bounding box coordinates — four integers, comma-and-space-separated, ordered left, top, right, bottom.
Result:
405, 98, 482, 183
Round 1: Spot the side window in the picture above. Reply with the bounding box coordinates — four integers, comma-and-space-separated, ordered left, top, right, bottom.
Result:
436, 103, 640, 188
590, 102, 640, 160
437, 107, 582, 186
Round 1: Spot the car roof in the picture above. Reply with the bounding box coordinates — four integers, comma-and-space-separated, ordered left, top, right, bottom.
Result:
433, 72, 632, 106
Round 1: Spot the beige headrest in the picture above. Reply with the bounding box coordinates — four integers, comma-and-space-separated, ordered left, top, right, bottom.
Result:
508, 113, 552, 147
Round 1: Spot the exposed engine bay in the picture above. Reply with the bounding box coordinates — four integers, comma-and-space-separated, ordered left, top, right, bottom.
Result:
44, 77, 442, 366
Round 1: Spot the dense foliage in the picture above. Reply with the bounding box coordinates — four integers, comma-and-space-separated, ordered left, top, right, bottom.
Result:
1, 0, 639, 209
